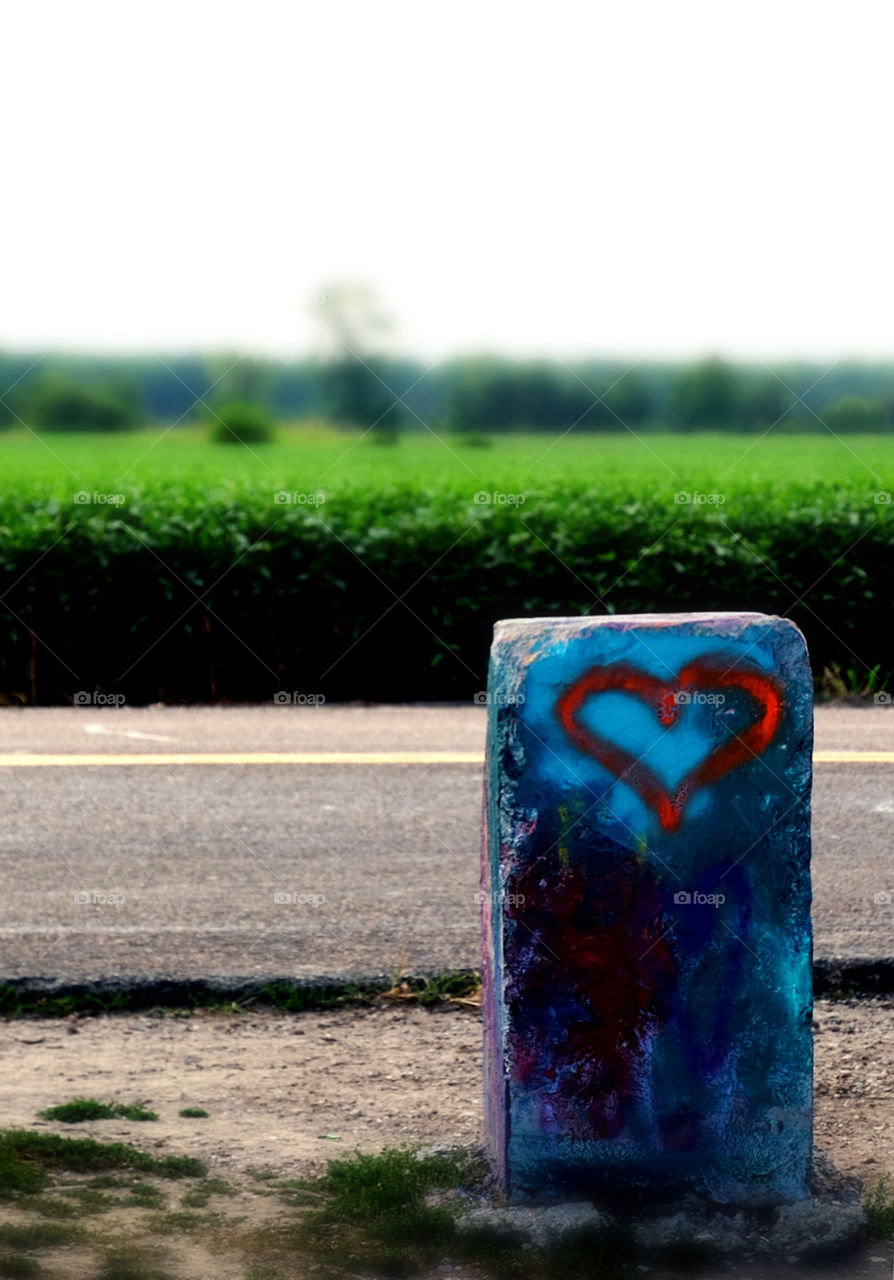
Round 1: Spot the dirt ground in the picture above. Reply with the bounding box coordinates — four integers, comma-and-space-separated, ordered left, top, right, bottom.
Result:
0, 996, 892, 1278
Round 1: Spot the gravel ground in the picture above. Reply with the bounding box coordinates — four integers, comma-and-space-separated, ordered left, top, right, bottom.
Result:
0, 997, 892, 1278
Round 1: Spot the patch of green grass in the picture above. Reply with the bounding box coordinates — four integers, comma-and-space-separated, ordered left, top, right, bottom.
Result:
287, 1145, 633, 1279
0, 1222, 82, 1248
865, 1177, 894, 1239
0, 988, 134, 1019
148, 1210, 208, 1233
201, 1176, 232, 1195
97, 1246, 174, 1280
123, 1182, 167, 1210
277, 1178, 327, 1209
21, 1174, 167, 1214
40, 1098, 158, 1123
0, 1151, 48, 1199
0, 977, 389, 1019
40, 1098, 117, 1123
180, 1177, 233, 1208
19, 1194, 81, 1219
0, 1130, 205, 1185
0, 1257, 42, 1278
415, 971, 480, 1006
177, 1108, 208, 1119
294, 1146, 472, 1274
251, 979, 385, 1013
58, 1186, 117, 1213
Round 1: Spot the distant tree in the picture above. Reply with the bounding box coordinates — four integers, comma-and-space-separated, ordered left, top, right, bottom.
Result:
740, 374, 791, 432
671, 357, 744, 431
313, 282, 404, 435
821, 395, 886, 433
446, 357, 507, 432
606, 369, 653, 427
30, 379, 137, 432
515, 361, 569, 429
573, 367, 654, 430
209, 401, 275, 444
207, 355, 275, 410
0, 353, 15, 429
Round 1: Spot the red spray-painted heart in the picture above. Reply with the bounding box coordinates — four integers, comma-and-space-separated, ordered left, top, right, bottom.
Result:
556, 657, 783, 832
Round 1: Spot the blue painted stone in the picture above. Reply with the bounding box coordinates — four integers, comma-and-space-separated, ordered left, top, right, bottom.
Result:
481, 613, 813, 1206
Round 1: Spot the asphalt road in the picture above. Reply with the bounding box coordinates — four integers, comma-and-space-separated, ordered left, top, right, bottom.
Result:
0, 704, 892, 985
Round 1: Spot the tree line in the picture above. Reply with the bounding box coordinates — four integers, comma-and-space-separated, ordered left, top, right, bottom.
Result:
1, 351, 893, 434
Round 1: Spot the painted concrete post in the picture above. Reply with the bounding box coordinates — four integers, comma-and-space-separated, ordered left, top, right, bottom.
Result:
481, 613, 813, 1206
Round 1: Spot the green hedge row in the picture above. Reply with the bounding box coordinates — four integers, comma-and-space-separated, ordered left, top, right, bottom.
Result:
0, 487, 890, 703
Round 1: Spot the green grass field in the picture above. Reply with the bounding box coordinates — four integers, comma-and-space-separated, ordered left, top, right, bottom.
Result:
0, 426, 891, 702
1, 425, 892, 504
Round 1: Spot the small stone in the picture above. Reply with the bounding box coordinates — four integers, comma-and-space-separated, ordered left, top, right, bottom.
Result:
457, 1202, 613, 1249
767, 1200, 865, 1260
633, 1210, 733, 1254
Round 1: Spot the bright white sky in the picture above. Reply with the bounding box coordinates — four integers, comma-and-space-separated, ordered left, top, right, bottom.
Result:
3, 1, 893, 361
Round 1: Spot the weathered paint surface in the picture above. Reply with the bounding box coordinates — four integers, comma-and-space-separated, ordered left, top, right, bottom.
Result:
481, 613, 813, 1206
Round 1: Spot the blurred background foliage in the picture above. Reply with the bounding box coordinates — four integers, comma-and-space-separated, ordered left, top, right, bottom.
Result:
2, 350, 894, 437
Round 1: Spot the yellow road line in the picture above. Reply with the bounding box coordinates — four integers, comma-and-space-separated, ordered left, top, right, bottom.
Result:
0, 749, 890, 767
0, 751, 485, 767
